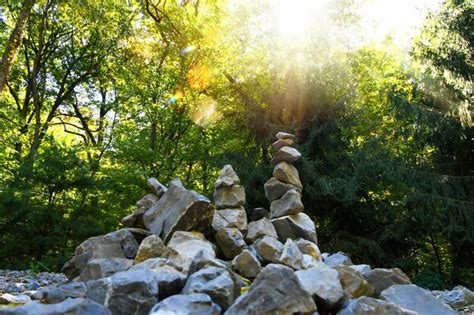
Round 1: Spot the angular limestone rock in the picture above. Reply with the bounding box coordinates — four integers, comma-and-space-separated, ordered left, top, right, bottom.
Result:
214, 165, 240, 189
213, 185, 245, 209
295, 262, 344, 310
121, 193, 159, 229
245, 218, 278, 244
339, 296, 418, 315
324, 251, 353, 267
212, 208, 248, 233
248, 207, 269, 221
78, 258, 133, 282
62, 229, 139, 280
232, 249, 261, 279
182, 267, 235, 310
150, 293, 221, 315
295, 238, 322, 261
272, 138, 294, 151
366, 268, 411, 296
264, 177, 300, 202
279, 239, 304, 270
273, 161, 302, 189
270, 146, 301, 166
254, 235, 284, 263
350, 264, 372, 278
381, 284, 457, 315
225, 264, 316, 315
134, 235, 166, 263
215, 228, 247, 260
167, 231, 216, 261
143, 179, 214, 242
147, 178, 167, 197
269, 189, 304, 219
272, 213, 317, 244
334, 265, 375, 298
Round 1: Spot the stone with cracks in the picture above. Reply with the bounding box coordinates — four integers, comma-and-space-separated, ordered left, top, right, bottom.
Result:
168, 231, 216, 261
324, 252, 353, 267
254, 235, 284, 263
225, 264, 316, 315
121, 194, 159, 229
147, 178, 167, 197
214, 165, 240, 189
279, 238, 304, 270
295, 262, 344, 310
213, 185, 245, 209
245, 217, 278, 244
232, 249, 261, 279
143, 179, 214, 242
269, 189, 304, 219
273, 161, 303, 189
182, 267, 235, 310
149, 293, 221, 315
78, 258, 133, 282
270, 146, 301, 166
0, 298, 111, 315
264, 177, 301, 202
334, 265, 375, 299
366, 268, 411, 296
381, 284, 458, 315
275, 132, 295, 140
339, 296, 418, 315
61, 229, 139, 280
215, 228, 247, 260
86, 269, 159, 315
272, 213, 317, 244
134, 235, 166, 263
296, 238, 322, 261
272, 138, 294, 151
212, 208, 248, 233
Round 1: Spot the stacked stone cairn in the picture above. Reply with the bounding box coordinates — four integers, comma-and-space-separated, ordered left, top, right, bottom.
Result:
1, 132, 470, 315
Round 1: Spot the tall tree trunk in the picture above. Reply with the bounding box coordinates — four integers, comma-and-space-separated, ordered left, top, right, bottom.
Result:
0, 0, 36, 94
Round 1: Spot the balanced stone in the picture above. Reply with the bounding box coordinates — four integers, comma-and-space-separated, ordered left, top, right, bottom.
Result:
275, 131, 295, 140
143, 179, 214, 242
324, 252, 353, 267
214, 165, 240, 188
269, 189, 304, 219
212, 207, 248, 233
245, 218, 278, 244
272, 213, 317, 243
273, 161, 302, 189
272, 138, 294, 151
213, 185, 245, 209
264, 177, 300, 202
225, 264, 316, 315
270, 146, 301, 166
121, 193, 159, 229
248, 207, 269, 221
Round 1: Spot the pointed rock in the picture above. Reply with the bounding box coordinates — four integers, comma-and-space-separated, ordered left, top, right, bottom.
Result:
270, 189, 304, 218
279, 239, 304, 270
272, 138, 294, 151
245, 218, 278, 244
225, 264, 316, 315
215, 228, 247, 260
366, 268, 411, 296
273, 161, 302, 189
143, 179, 214, 242
214, 185, 245, 209
254, 235, 284, 263
232, 249, 261, 279
272, 213, 317, 243
264, 177, 300, 202
121, 193, 159, 228
270, 146, 301, 166
212, 207, 248, 233
214, 165, 240, 188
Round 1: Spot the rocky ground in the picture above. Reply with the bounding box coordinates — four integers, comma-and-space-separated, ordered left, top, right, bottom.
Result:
1, 132, 472, 315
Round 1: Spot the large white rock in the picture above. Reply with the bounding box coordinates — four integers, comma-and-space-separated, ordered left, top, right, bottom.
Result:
167, 231, 216, 260
212, 207, 248, 233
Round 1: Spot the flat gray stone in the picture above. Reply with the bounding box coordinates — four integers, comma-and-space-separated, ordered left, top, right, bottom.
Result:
272, 138, 294, 151
78, 258, 133, 281
381, 284, 457, 315
264, 177, 300, 202
270, 146, 301, 166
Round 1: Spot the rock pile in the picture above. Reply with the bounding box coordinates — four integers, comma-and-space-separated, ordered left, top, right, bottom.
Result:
1, 132, 471, 315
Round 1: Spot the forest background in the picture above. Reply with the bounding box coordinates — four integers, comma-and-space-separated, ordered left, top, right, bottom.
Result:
0, 0, 472, 290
